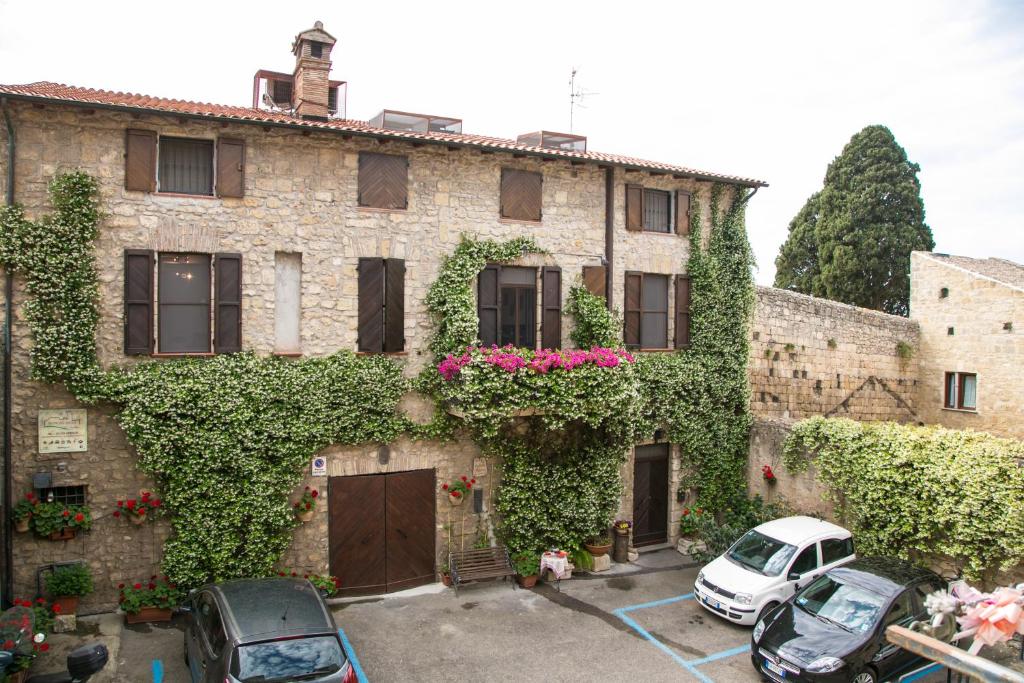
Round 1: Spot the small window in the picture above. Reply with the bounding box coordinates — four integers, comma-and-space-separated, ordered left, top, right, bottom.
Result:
38, 485, 87, 506
358, 258, 406, 353
158, 254, 211, 353
499, 267, 537, 348
947, 327, 955, 336
358, 153, 408, 210
789, 544, 819, 576
944, 372, 977, 410
310, 41, 323, 58
624, 273, 670, 349
158, 137, 213, 196
821, 537, 854, 565
643, 189, 671, 233
939, 287, 949, 298
500, 169, 542, 222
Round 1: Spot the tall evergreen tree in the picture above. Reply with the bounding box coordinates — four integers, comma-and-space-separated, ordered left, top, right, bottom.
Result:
774, 125, 934, 316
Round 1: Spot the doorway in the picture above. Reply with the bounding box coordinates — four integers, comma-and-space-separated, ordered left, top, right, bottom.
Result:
632, 444, 669, 546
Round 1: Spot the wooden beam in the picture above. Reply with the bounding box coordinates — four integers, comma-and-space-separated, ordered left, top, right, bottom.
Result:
886, 625, 1024, 682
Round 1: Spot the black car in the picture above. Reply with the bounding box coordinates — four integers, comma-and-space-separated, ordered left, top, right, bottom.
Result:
184, 577, 355, 683
751, 557, 944, 683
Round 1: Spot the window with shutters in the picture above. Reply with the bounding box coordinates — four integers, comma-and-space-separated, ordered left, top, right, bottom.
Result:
357, 258, 405, 353
625, 185, 691, 235
478, 266, 547, 349
158, 254, 212, 353
499, 169, 542, 222
158, 137, 214, 195
624, 272, 669, 349
643, 189, 671, 233
358, 153, 408, 210
943, 372, 977, 411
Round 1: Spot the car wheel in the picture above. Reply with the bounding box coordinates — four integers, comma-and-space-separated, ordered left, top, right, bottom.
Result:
852, 668, 876, 683
756, 601, 779, 625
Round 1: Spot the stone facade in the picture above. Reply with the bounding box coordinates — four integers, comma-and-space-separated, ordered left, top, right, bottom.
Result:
910, 251, 1024, 440
750, 286, 920, 422
0, 98, 719, 610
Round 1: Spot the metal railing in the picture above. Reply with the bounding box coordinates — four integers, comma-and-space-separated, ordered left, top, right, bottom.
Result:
887, 625, 1024, 682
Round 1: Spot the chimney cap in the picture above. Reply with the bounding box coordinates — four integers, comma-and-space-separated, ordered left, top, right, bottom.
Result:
292, 21, 336, 55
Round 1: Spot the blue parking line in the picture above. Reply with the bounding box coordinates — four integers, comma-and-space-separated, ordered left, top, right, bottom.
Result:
338, 626, 369, 683
899, 662, 943, 682
151, 659, 164, 683
613, 592, 751, 682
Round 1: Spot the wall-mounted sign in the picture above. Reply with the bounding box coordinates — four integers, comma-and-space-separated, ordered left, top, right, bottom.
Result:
472, 457, 488, 479
311, 456, 327, 477
38, 409, 88, 453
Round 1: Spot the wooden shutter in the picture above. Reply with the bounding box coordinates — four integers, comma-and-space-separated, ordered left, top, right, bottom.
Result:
384, 258, 405, 352
625, 184, 643, 231
624, 271, 642, 348
582, 265, 607, 299
216, 138, 245, 198
500, 169, 542, 221
358, 153, 408, 209
477, 265, 500, 346
358, 258, 385, 352
675, 190, 691, 235
125, 129, 157, 192
123, 249, 154, 355
674, 275, 691, 349
541, 266, 562, 350
214, 254, 242, 353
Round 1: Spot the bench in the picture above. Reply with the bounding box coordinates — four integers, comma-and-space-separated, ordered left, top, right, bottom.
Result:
449, 547, 516, 594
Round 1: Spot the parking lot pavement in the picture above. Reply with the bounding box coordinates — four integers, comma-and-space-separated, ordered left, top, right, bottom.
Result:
118, 615, 190, 682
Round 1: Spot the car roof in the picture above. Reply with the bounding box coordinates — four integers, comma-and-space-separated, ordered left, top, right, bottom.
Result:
208, 577, 336, 643
828, 557, 939, 599
753, 515, 850, 546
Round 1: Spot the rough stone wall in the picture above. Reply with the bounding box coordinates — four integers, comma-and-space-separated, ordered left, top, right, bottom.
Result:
0, 101, 714, 605
750, 286, 920, 422
910, 252, 1024, 440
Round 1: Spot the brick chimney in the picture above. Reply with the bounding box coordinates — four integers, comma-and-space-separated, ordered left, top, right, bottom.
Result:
291, 21, 336, 120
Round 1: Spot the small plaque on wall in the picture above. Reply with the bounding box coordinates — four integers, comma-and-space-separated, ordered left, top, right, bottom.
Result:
38, 409, 88, 454
472, 457, 488, 479
311, 456, 327, 477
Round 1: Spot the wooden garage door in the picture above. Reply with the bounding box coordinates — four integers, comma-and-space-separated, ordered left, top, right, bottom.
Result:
632, 444, 669, 546
329, 470, 435, 595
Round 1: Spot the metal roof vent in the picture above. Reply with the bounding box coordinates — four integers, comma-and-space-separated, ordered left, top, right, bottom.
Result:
369, 110, 462, 134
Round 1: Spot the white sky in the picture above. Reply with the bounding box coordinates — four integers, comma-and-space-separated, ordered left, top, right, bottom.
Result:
1, 0, 1021, 284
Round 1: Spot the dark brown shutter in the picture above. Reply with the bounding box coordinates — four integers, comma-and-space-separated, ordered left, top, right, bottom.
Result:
216, 138, 245, 198
124, 249, 154, 355
384, 258, 405, 352
625, 184, 643, 231
541, 266, 562, 350
478, 265, 500, 346
582, 266, 607, 299
214, 253, 242, 353
674, 275, 691, 349
125, 129, 157, 192
358, 258, 385, 352
624, 271, 642, 348
358, 153, 408, 209
500, 169, 542, 221
675, 190, 691, 235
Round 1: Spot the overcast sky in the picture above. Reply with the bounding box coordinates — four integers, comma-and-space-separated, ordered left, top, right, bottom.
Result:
1, 0, 1021, 284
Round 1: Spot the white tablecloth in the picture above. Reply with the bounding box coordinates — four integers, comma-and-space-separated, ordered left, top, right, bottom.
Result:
540, 553, 570, 579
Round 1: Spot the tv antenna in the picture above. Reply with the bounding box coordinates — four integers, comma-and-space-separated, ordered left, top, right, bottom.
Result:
569, 67, 598, 133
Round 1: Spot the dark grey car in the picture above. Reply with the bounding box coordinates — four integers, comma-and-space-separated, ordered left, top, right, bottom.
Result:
184, 577, 355, 683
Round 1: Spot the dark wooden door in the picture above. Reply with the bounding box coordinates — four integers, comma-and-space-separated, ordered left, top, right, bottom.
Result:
632, 444, 669, 546
329, 470, 435, 595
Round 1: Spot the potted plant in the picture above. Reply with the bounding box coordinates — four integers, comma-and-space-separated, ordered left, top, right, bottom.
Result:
293, 486, 318, 522
113, 491, 162, 525
761, 464, 777, 484
678, 506, 705, 538
612, 519, 632, 536
45, 563, 93, 616
439, 562, 451, 587
584, 533, 613, 557
31, 502, 91, 540
612, 520, 632, 563
441, 475, 475, 506
273, 569, 341, 598
118, 576, 183, 624
13, 492, 38, 533
511, 552, 540, 588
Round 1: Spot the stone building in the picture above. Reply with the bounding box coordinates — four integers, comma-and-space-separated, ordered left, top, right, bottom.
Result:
910, 251, 1023, 440
0, 22, 765, 608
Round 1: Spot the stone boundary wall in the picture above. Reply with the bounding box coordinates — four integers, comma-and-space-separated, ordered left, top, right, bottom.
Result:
750, 286, 920, 422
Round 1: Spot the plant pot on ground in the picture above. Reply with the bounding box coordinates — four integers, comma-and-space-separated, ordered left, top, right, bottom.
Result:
584, 535, 613, 557
118, 577, 184, 623
511, 551, 540, 588
45, 563, 93, 615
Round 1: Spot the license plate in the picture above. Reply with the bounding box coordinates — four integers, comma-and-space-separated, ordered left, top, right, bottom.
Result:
702, 595, 721, 610
764, 659, 787, 678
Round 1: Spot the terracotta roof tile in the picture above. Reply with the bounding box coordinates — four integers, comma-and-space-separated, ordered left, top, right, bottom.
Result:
0, 81, 767, 187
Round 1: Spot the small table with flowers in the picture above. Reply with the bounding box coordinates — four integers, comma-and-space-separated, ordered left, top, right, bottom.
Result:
540, 550, 571, 591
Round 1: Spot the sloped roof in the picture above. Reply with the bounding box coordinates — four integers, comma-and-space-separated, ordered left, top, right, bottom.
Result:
918, 252, 1024, 292
0, 81, 767, 188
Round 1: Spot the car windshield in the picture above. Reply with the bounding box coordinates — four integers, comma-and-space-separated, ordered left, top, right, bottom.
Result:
795, 575, 886, 634
235, 635, 345, 682
727, 530, 797, 576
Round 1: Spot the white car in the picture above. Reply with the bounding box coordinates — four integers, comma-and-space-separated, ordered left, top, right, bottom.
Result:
693, 515, 855, 626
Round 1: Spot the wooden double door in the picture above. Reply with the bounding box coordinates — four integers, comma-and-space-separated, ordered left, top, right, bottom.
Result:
329, 470, 436, 595
632, 444, 669, 546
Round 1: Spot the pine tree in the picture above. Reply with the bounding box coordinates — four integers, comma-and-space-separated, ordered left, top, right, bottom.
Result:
774, 125, 934, 316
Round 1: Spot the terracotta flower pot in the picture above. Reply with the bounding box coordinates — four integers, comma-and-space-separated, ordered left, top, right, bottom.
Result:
49, 528, 75, 541
584, 542, 612, 557
53, 595, 80, 615
448, 493, 464, 506
296, 510, 314, 523
125, 606, 173, 624
7, 670, 27, 683
441, 573, 452, 587
130, 514, 146, 526
516, 574, 538, 588
15, 517, 30, 533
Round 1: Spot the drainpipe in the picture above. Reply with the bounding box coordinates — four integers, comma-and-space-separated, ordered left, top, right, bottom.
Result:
2, 97, 14, 609
604, 167, 614, 310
